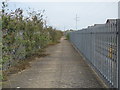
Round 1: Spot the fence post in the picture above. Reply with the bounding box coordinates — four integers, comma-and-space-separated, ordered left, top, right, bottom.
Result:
118, 2, 120, 90
118, 19, 120, 90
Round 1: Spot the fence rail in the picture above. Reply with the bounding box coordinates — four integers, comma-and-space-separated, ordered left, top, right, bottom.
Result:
70, 19, 119, 88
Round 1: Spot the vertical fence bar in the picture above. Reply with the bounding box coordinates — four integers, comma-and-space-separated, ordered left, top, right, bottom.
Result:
118, 2, 120, 90
118, 19, 120, 90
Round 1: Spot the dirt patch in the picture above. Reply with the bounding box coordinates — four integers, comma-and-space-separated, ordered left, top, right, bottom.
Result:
47, 41, 60, 46
64, 39, 68, 40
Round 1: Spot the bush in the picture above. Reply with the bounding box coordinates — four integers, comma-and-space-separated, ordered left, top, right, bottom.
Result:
66, 33, 70, 40
1, 2, 63, 71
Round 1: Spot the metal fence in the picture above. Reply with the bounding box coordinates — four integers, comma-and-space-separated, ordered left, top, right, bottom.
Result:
69, 19, 119, 88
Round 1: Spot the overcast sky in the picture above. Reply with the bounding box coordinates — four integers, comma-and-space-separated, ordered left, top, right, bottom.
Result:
4, 0, 119, 30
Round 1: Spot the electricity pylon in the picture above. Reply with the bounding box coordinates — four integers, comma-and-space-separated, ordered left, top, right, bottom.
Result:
75, 14, 79, 30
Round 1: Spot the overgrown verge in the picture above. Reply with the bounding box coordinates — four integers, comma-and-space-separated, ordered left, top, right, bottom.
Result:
1, 2, 63, 81
66, 33, 70, 40
3, 49, 50, 81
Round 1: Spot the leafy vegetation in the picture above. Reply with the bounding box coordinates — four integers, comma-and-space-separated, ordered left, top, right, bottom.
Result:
66, 33, 70, 40
1, 1, 63, 79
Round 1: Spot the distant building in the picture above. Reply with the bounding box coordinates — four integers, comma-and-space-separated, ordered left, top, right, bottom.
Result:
106, 19, 117, 25
82, 19, 118, 30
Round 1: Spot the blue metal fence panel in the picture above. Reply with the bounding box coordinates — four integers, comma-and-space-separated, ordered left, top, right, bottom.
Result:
70, 19, 118, 88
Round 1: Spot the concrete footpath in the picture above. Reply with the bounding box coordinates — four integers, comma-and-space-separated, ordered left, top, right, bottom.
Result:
3, 37, 106, 88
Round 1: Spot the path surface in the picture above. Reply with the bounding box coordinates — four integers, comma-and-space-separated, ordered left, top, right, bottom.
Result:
3, 37, 105, 88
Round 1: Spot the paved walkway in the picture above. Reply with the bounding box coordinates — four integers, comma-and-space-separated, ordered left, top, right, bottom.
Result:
3, 37, 105, 88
